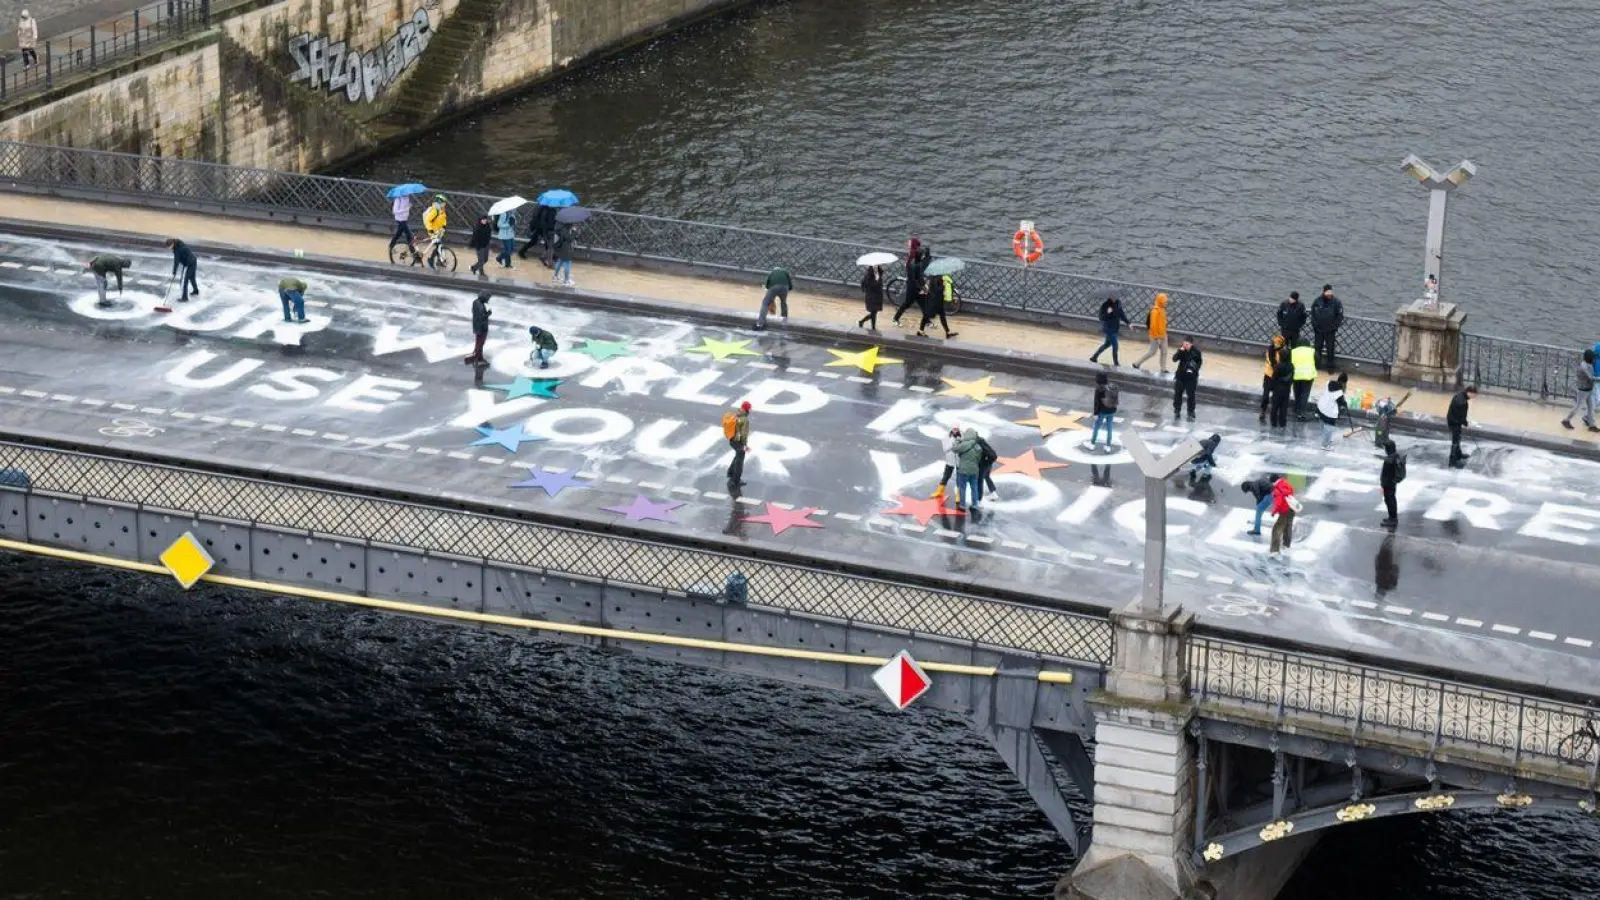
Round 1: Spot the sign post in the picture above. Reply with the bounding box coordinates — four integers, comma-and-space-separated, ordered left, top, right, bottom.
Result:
872, 650, 932, 710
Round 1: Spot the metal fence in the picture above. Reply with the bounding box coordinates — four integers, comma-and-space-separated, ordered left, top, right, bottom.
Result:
1, 0, 210, 103
1460, 332, 1579, 401
1190, 636, 1600, 774
0, 438, 1117, 666
0, 139, 1405, 362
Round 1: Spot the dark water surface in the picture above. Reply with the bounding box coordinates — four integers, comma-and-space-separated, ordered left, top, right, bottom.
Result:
346, 0, 1600, 345
4, 555, 1598, 899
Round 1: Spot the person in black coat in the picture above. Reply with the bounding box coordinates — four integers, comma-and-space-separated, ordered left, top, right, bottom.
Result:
1171, 336, 1202, 419
165, 238, 199, 301
1089, 295, 1131, 366
858, 265, 885, 331
892, 242, 930, 326
1269, 351, 1294, 428
1310, 284, 1345, 373
1379, 440, 1401, 526
1447, 385, 1477, 467
1277, 291, 1307, 344
463, 292, 491, 365
519, 204, 556, 264
467, 215, 493, 275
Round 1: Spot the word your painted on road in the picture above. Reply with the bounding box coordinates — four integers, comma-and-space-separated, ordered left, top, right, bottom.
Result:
287, 8, 432, 104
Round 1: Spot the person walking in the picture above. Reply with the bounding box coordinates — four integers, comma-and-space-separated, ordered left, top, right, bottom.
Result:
1310, 284, 1344, 372
891, 237, 927, 326
1562, 349, 1599, 431
858, 264, 885, 331
278, 277, 308, 323
724, 401, 752, 487
1314, 373, 1350, 450
930, 425, 962, 503
1088, 371, 1118, 447
551, 222, 574, 286
519, 204, 554, 263
494, 209, 517, 269
467, 214, 492, 275
85, 254, 131, 307
1269, 344, 1294, 428
1379, 440, 1405, 528
463, 291, 491, 365
1290, 339, 1317, 419
1240, 474, 1276, 536
526, 325, 558, 369
1277, 291, 1307, 344
952, 427, 984, 511
1171, 336, 1202, 420
976, 432, 999, 499
389, 191, 414, 251
1132, 292, 1169, 373
1269, 475, 1298, 555
755, 265, 792, 330
1259, 335, 1286, 424
165, 238, 199, 301
1089, 295, 1130, 366
1447, 385, 1477, 468
916, 272, 957, 339
17, 11, 38, 68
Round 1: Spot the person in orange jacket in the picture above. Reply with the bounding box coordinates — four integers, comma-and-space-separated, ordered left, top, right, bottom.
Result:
1132, 292, 1169, 373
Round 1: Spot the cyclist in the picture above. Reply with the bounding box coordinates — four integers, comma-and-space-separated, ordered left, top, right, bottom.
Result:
419, 195, 448, 268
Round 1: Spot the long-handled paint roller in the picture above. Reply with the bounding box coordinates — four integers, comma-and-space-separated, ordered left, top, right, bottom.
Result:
153, 273, 176, 314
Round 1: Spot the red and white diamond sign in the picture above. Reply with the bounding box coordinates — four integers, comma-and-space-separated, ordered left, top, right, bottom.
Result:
872, 650, 932, 710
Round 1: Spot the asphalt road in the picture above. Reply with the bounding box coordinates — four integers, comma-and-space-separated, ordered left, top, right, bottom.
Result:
2, 233, 1598, 687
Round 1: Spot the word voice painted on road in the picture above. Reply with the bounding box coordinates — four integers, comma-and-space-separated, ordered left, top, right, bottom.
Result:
872, 651, 931, 710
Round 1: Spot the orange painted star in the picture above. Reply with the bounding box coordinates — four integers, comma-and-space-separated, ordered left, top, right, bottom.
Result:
1015, 406, 1088, 437
881, 495, 966, 527
994, 448, 1068, 479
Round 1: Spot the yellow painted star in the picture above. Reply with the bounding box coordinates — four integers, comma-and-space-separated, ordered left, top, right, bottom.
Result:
1016, 406, 1089, 437
686, 337, 762, 361
939, 375, 1016, 402
825, 346, 903, 374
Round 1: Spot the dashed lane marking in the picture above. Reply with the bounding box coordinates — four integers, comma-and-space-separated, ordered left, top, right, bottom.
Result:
291, 428, 317, 437
604, 475, 633, 485
110, 401, 136, 410
445, 451, 473, 460
702, 490, 729, 500
1566, 637, 1594, 648
910, 385, 934, 393
25, 264, 50, 272
1205, 574, 1234, 585
899, 523, 928, 533
50, 394, 77, 403
1069, 551, 1096, 562
1351, 600, 1378, 610
169, 410, 194, 419
0, 261, 21, 268
1001, 540, 1029, 550
261, 424, 287, 433
21, 389, 47, 398
1491, 624, 1521, 635
1529, 631, 1557, 641
934, 528, 961, 538
201, 415, 227, 425
1456, 617, 1484, 628
1384, 605, 1414, 616
966, 535, 994, 545
1104, 557, 1132, 567
139, 407, 166, 415
1421, 612, 1450, 622
670, 486, 699, 497
322, 432, 349, 441
832, 513, 861, 521
384, 442, 411, 451
787, 368, 811, 376
477, 457, 504, 466
415, 447, 441, 455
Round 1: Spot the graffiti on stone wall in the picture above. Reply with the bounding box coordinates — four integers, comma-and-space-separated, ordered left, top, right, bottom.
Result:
287, 8, 432, 104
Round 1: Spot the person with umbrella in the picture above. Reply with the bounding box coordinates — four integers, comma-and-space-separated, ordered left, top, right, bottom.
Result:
386, 183, 425, 252
917, 267, 958, 340
485, 196, 526, 269
520, 204, 555, 265
891, 239, 930, 327
857, 251, 897, 331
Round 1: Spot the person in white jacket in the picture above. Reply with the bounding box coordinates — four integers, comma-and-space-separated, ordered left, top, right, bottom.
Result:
1315, 374, 1350, 450
930, 425, 961, 503
18, 11, 39, 68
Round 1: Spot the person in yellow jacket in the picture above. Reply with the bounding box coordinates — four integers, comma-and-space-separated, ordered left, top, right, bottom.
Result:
418, 195, 448, 268
1133, 292, 1169, 373
1290, 339, 1318, 419
1259, 334, 1286, 423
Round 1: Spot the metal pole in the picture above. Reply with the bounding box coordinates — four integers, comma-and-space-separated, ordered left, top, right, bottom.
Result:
135, 9, 141, 56
90, 25, 97, 68
44, 39, 52, 87
202, 0, 210, 27
1140, 474, 1167, 612
1424, 187, 1448, 298
1, 56, 8, 101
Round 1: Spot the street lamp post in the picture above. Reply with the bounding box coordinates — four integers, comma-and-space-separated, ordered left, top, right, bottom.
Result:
1400, 155, 1477, 305
1122, 431, 1202, 614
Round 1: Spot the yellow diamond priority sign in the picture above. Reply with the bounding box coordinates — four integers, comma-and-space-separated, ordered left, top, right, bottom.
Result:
159, 531, 214, 589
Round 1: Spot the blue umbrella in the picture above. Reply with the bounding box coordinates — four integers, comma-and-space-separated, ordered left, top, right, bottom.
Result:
537, 189, 580, 208
386, 183, 427, 199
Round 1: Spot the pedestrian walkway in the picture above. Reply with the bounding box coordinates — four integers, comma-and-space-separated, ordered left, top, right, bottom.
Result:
1, 193, 1587, 447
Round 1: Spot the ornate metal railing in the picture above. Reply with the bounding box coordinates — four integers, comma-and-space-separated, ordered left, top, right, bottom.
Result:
1460, 332, 1579, 400
0, 139, 1403, 362
0, 0, 210, 103
0, 438, 1116, 666
1189, 636, 1600, 773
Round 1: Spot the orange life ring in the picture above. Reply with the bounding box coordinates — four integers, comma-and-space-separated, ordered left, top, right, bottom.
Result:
1012, 229, 1044, 264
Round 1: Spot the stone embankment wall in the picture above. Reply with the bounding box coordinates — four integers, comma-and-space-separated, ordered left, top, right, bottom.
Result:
0, 0, 752, 170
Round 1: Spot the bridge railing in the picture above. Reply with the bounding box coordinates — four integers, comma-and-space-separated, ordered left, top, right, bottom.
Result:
1189, 636, 1600, 773
0, 0, 211, 103
0, 437, 1117, 667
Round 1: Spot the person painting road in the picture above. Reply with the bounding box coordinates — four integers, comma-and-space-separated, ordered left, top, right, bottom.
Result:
527, 325, 558, 369
1088, 371, 1118, 448
1269, 475, 1298, 556
165, 238, 199, 302
1189, 433, 1220, 483
1310, 284, 1344, 373
931, 425, 961, 504
1132, 292, 1169, 373
1089, 294, 1130, 367
724, 401, 752, 488
277, 277, 308, 323
1240, 473, 1276, 536
1171, 336, 1202, 420
463, 292, 491, 366
952, 427, 985, 511
1380, 439, 1406, 528
85, 254, 132, 308
1315, 373, 1351, 450
1448, 385, 1478, 468
755, 265, 792, 330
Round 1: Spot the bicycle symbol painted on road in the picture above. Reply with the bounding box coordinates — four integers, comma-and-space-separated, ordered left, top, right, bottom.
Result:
98, 418, 165, 438
1206, 593, 1278, 619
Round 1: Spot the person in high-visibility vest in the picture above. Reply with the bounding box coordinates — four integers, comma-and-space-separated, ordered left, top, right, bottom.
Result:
1290, 339, 1317, 420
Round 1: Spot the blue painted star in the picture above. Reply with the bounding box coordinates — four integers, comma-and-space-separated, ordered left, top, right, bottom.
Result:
469, 422, 544, 454
510, 467, 585, 497
486, 377, 561, 400
601, 494, 684, 524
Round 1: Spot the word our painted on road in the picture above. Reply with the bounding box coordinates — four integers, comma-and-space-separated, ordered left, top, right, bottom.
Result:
288, 8, 432, 104
873, 651, 931, 710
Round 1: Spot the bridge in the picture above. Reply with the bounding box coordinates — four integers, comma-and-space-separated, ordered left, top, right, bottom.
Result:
1, 146, 1598, 900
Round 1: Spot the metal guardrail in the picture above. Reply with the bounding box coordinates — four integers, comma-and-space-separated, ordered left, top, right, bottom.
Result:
1, 0, 210, 103
1461, 331, 1578, 401
1189, 636, 1600, 773
0, 438, 1117, 666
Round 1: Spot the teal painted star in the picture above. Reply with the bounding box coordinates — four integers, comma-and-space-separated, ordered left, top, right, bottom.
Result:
572, 339, 632, 362
469, 423, 544, 454
686, 337, 761, 361
486, 376, 561, 400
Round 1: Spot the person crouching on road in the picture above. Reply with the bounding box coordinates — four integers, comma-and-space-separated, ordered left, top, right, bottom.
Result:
931, 425, 961, 504
527, 325, 558, 370
1240, 473, 1276, 536
165, 238, 199, 301
86, 254, 131, 307
463, 292, 491, 365
953, 427, 985, 511
1189, 433, 1220, 483
278, 277, 308, 323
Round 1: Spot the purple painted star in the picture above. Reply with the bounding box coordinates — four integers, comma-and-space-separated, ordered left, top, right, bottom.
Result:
601, 494, 684, 524
509, 467, 586, 497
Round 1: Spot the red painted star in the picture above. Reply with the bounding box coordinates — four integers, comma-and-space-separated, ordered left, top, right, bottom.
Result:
994, 449, 1068, 479
881, 495, 966, 527
742, 503, 825, 535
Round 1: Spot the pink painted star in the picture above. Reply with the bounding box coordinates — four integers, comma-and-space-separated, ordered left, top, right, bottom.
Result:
881, 495, 965, 527
741, 503, 825, 535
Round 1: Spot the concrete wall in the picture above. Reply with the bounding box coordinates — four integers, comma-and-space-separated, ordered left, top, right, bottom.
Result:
0, 0, 752, 169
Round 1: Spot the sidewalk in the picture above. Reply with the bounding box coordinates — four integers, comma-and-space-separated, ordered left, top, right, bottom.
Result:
3, 193, 1590, 449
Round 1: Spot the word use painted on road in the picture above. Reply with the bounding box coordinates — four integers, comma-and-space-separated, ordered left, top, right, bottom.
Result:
873, 651, 932, 710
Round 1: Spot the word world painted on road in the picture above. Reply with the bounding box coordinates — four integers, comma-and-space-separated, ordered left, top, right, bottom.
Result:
287, 8, 432, 104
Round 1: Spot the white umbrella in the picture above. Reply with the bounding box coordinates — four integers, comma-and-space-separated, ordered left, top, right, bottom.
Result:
857, 251, 899, 266
488, 195, 529, 216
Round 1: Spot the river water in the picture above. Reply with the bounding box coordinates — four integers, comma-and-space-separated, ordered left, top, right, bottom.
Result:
347, 0, 1600, 345
11, 2, 1600, 897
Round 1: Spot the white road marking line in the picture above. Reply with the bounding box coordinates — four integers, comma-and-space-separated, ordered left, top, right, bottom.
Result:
604, 475, 633, 485
909, 385, 934, 393
169, 410, 195, 419
1103, 557, 1132, 567
1161, 425, 1188, 433
815, 372, 841, 379
230, 419, 257, 428
1069, 551, 1096, 562
139, 407, 165, 415
1134, 420, 1157, 428
351, 438, 382, 446
882, 382, 905, 389
1456, 617, 1483, 628
135, 278, 163, 286
25, 264, 50, 272
934, 528, 962, 538
1560, 489, 1588, 498
1383, 605, 1413, 616
1564, 637, 1594, 648
638, 481, 665, 490
22, 389, 50, 398
1205, 574, 1234, 585
732, 496, 760, 506
1038, 405, 1060, 413
1318, 596, 1343, 606
330, 303, 358, 311
201, 415, 228, 424
1000, 399, 1029, 408
747, 362, 778, 370
53, 268, 77, 275
575, 472, 602, 480
1529, 630, 1558, 641
1244, 581, 1271, 591
1351, 600, 1378, 609
0, 386, 14, 394
1001, 540, 1028, 550
771, 501, 795, 510
1171, 568, 1200, 578
291, 428, 317, 437
899, 523, 928, 533
787, 368, 811, 375
1421, 612, 1450, 622
847, 376, 872, 384
832, 513, 861, 521
811, 510, 830, 516
0, 261, 21, 269
384, 442, 411, 451
50, 394, 77, 403
415, 447, 441, 455
1491, 624, 1521, 635
322, 432, 349, 441
477, 457, 504, 465
260, 424, 287, 433
1033, 546, 1062, 555
670, 486, 699, 497
702, 490, 729, 500
444, 451, 474, 461
80, 398, 105, 406
966, 535, 994, 545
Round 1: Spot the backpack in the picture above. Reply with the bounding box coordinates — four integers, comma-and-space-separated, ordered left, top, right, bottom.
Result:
1103, 383, 1119, 410
1393, 453, 1408, 483
978, 438, 998, 467
722, 411, 738, 440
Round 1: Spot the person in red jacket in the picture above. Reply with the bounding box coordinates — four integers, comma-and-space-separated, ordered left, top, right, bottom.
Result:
1269, 476, 1297, 555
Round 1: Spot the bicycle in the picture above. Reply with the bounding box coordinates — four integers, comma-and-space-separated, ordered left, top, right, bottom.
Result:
389, 231, 458, 272
1557, 717, 1599, 764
